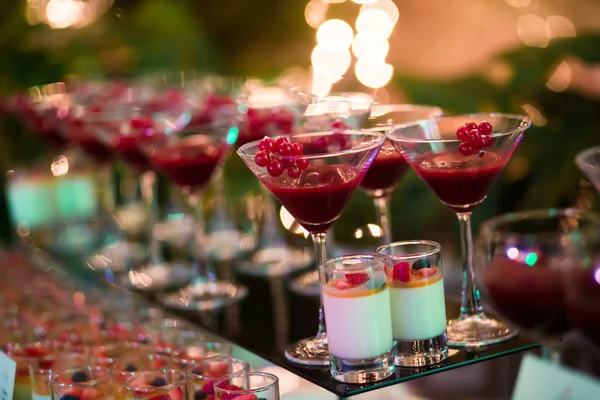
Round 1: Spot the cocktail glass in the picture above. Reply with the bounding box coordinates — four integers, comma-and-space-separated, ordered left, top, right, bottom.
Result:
186, 356, 250, 400
320, 254, 394, 383
213, 372, 279, 400
362, 104, 442, 245
50, 366, 113, 400
124, 369, 186, 400
140, 117, 249, 310
238, 130, 385, 366
387, 113, 531, 348
476, 208, 600, 362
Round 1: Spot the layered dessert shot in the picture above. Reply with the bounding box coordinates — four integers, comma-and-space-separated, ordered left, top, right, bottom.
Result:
321, 255, 394, 383
49, 366, 114, 400
213, 372, 279, 400
112, 352, 172, 400
124, 370, 186, 400
186, 356, 249, 400
377, 241, 449, 367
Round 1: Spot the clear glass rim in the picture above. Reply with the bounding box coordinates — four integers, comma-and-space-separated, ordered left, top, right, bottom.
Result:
479, 207, 600, 239
49, 366, 111, 387
213, 372, 279, 395
123, 369, 185, 392
365, 104, 444, 132
387, 112, 532, 143
184, 357, 249, 379
322, 253, 381, 271
376, 240, 441, 260
575, 146, 600, 170
236, 130, 385, 161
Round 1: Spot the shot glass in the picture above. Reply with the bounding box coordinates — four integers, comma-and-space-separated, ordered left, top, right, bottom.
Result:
124, 369, 186, 400
93, 341, 143, 368
186, 356, 250, 399
320, 254, 395, 383
30, 350, 90, 400
171, 341, 232, 369
112, 352, 173, 399
213, 372, 279, 400
50, 366, 113, 400
377, 240, 448, 367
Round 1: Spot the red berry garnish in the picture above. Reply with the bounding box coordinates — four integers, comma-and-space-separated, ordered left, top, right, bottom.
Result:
417, 268, 437, 278
345, 272, 369, 286
259, 137, 276, 152
277, 142, 293, 156
254, 151, 270, 167
392, 262, 411, 282
275, 136, 289, 147
267, 159, 284, 177
333, 280, 352, 290
131, 117, 153, 129
296, 157, 309, 170
202, 381, 214, 395
465, 122, 478, 131
459, 142, 475, 156
331, 120, 347, 130
288, 165, 302, 178
477, 148, 486, 157
481, 135, 494, 148
478, 121, 493, 136
456, 126, 469, 142
291, 142, 303, 156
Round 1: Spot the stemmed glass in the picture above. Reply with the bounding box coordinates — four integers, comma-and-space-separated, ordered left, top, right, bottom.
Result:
361, 104, 442, 245
387, 113, 531, 348
476, 208, 600, 362
575, 146, 600, 192
238, 130, 385, 366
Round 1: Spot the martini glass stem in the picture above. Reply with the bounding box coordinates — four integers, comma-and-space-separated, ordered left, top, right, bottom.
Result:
141, 171, 163, 265
312, 232, 328, 339
99, 164, 114, 212
188, 192, 217, 283
260, 187, 285, 246
373, 195, 392, 246
457, 212, 483, 318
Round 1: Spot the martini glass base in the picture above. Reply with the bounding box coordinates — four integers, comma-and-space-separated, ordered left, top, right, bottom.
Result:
119, 262, 195, 291
446, 313, 518, 348
289, 270, 320, 296
237, 246, 312, 277
158, 280, 249, 311
284, 336, 330, 366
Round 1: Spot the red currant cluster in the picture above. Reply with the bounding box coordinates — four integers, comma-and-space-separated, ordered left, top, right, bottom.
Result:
240, 107, 294, 143
130, 116, 153, 130
255, 136, 309, 178
456, 121, 494, 157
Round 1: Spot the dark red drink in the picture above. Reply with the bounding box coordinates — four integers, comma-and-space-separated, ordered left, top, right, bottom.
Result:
566, 268, 600, 347
360, 142, 408, 196
263, 165, 362, 233
151, 136, 226, 190
414, 151, 504, 212
114, 135, 154, 172
484, 257, 568, 337
71, 123, 112, 164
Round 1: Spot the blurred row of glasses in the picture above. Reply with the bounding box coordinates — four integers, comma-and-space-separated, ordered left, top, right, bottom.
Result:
1, 252, 279, 399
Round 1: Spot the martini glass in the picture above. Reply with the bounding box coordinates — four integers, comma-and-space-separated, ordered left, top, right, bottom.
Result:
575, 146, 600, 192
143, 122, 249, 310
238, 130, 385, 366
387, 113, 531, 348
360, 104, 443, 246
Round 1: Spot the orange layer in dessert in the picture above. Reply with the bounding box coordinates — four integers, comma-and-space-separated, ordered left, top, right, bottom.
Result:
322, 270, 388, 298
387, 264, 442, 288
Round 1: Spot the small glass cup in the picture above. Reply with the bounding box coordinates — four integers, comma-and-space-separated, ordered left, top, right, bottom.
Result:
320, 254, 395, 383
112, 353, 173, 399
30, 350, 90, 400
124, 369, 186, 400
171, 341, 232, 369
213, 372, 279, 400
186, 356, 250, 399
377, 240, 448, 367
50, 366, 113, 400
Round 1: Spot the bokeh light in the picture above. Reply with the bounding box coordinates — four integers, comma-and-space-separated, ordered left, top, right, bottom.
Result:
517, 14, 550, 48
310, 70, 333, 98
316, 19, 354, 52
311, 45, 352, 81
352, 31, 389, 61
359, 0, 399, 26
355, 60, 393, 88
547, 60, 572, 92
46, 0, 82, 29
305, 0, 329, 29
547, 15, 576, 39
356, 8, 394, 38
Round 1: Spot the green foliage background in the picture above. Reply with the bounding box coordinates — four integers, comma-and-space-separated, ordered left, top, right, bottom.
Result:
0, 0, 599, 247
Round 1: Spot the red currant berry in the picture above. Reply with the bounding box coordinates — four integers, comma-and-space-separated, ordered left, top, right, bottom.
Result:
456, 126, 469, 142
477, 148, 486, 157
459, 142, 475, 156
468, 130, 482, 146
275, 136, 289, 147
295, 157, 309, 170
288, 166, 302, 179
331, 120, 347, 130
280, 157, 293, 168
291, 142, 303, 156
465, 122, 478, 131
259, 137, 276, 152
481, 135, 494, 148
254, 151, 270, 167
315, 137, 328, 149
277, 142, 293, 156
131, 117, 152, 129
478, 121, 493, 136
267, 159, 284, 177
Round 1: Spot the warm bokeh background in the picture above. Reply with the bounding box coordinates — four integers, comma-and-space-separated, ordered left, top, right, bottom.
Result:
1, 0, 600, 249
